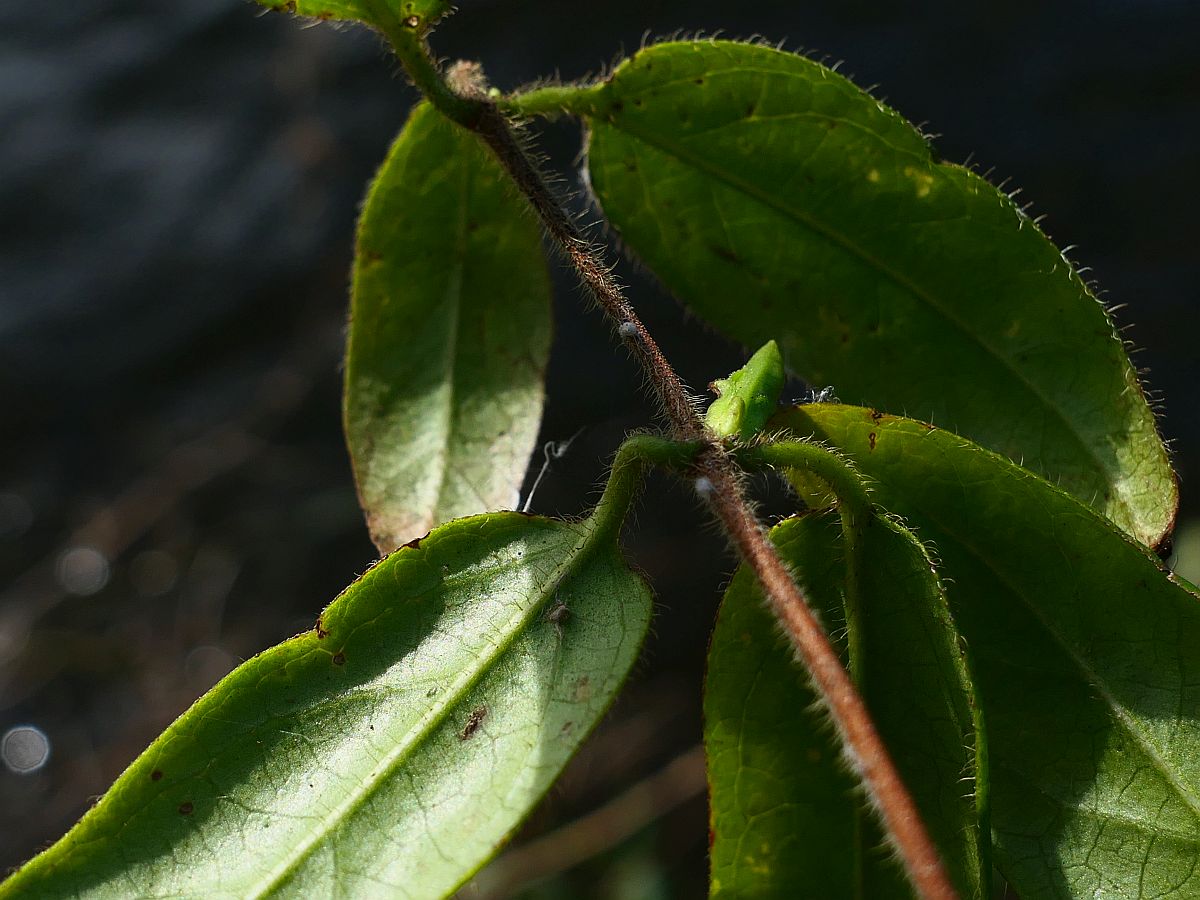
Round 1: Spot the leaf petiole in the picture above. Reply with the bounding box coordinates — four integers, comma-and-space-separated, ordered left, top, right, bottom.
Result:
496, 83, 601, 120
590, 434, 702, 544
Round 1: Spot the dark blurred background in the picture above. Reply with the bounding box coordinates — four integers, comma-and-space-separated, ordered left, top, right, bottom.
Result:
2, 1, 1198, 896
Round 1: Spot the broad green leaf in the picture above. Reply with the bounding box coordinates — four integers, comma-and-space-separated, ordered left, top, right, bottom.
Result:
706, 512, 858, 894
773, 405, 1200, 898
581, 40, 1175, 548
346, 103, 552, 552
1, 511, 650, 899
704, 339, 785, 441
842, 501, 985, 898
706, 503, 984, 896
256, 0, 450, 30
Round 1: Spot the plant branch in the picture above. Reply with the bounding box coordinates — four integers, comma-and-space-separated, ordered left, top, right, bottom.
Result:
739, 439, 874, 683
386, 34, 957, 900
385, 32, 699, 437
692, 459, 954, 898
374, 16, 483, 126
472, 115, 702, 437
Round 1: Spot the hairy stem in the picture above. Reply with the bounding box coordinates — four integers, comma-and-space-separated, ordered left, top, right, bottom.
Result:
740, 440, 873, 681
695, 459, 954, 898
497, 83, 601, 120
470, 117, 701, 436
590, 435, 701, 545
386, 32, 956, 900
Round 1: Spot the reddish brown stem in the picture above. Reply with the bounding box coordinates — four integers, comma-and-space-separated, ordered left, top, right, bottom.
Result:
699, 458, 955, 898
388, 31, 956, 900
465, 97, 701, 439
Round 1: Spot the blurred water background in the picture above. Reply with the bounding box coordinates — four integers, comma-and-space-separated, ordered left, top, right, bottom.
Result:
2, 1, 1198, 895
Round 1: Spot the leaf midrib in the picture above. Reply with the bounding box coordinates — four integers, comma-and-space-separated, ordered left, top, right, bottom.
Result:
593, 98, 1136, 528
427, 149, 470, 533
248, 518, 597, 896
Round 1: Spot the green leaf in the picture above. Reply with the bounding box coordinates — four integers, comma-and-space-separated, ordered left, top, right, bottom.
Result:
256, 0, 450, 30
707, 501, 984, 896
346, 103, 552, 552
706, 512, 858, 894
704, 339, 785, 441
1, 511, 651, 899
772, 404, 1200, 898
581, 40, 1175, 548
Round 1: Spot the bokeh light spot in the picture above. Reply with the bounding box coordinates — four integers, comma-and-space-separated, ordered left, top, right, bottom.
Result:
55, 546, 110, 596
2, 725, 50, 774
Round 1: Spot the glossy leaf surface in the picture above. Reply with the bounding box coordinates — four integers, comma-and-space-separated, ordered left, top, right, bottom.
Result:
346, 103, 551, 552
2, 512, 650, 899
773, 404, 1200, 898
582, 40, 1175, 547
706, 503, 983, 897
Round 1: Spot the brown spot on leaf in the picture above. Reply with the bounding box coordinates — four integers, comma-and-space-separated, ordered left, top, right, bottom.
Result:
150, 770, 163, 782
868, 432, 877, 451
178, 801, 194, 815
573, 676, 592, 702
870, 409, 883, 423
332, 651, 346, 666
315, 618, 328, 640
459, 705, 488, 741
709, 244, 740, 264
